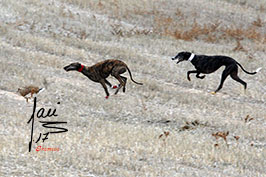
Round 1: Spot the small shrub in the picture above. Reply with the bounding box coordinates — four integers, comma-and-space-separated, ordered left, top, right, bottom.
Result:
232, 40, 246, 52
252, 16, 264, 27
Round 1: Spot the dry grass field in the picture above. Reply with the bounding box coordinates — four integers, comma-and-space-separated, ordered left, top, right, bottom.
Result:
0, 0, 265, 176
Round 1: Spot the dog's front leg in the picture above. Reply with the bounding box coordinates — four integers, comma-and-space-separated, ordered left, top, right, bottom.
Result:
104, 79, 112, 87
187, 70, 198, 81
99, 80, 110, 99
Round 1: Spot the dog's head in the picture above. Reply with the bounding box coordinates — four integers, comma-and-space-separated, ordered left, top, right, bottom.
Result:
64, 62, 82, 72
172, 52, 192, 64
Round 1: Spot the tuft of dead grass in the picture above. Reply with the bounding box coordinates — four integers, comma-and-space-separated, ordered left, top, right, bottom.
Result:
173, 21, 220, 42
110, 24, 152, 37
252, 16, 264, 27
244, 115, 254, 123
233, 40, 247, 52
221, 25, 263, 42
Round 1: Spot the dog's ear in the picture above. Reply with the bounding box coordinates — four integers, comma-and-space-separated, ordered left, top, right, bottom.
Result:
77, 62, 82, 68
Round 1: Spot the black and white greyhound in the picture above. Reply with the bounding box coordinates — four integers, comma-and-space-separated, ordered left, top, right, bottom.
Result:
172, 52, 261, 94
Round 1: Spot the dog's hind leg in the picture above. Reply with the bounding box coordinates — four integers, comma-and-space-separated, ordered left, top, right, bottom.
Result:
213, 66, 232, 93
113, 75, 125, 94
230, 71, 247, 90
187, 70, 198, 81
120, 76, 127, 92
112, 67, 127, 94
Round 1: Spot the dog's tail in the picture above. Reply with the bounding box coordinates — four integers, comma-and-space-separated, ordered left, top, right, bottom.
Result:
236, 62, 262, 75
126, 66, 143, 85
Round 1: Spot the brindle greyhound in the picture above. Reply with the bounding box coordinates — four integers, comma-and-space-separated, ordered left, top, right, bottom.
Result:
172, 52, 261, 94
64, 59, 143, 98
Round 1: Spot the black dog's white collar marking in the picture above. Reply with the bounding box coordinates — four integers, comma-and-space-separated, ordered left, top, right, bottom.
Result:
188, 53, 195, 62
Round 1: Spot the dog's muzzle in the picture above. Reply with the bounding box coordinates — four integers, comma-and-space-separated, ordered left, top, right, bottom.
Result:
64, 65, 72, 71
63, 66, 69, 71
171, 57, 180, 64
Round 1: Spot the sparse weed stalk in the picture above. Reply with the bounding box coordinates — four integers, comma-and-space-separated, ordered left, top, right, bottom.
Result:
244, 115, 254, 123
180, 120, 208, 131
233, 40, 247, 52
158, 131, 170, 147
110, 24, 152, 37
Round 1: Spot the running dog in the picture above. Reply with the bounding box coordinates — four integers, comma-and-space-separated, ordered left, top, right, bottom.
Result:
172, 52, 261, 94
64, 59, 143, 98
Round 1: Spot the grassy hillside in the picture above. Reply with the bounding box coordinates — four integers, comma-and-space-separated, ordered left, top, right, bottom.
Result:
0, 0, 265, 176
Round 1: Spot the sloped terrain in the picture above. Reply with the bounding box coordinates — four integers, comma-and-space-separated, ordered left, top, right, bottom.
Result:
0, 0, 265, 176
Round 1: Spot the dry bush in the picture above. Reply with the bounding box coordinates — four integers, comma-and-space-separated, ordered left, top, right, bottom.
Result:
212, 131, 229, 141
152, 11, 265, 44
153, 15, 263, 44
221, 25, 263, 42
153, 15, 175, 36
173, 22, 264, 44
252, 16, 264, 27
212, 131, 229, 147
232, 40, 247, 52
173, 21, 220, 42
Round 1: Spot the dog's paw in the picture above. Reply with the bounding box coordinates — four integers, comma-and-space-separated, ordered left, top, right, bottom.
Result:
112, 85, 118, 89
105, 96, 109, 99
210, 91, 216, 95
200, 75, 205, 79
187, 78, 191, 81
